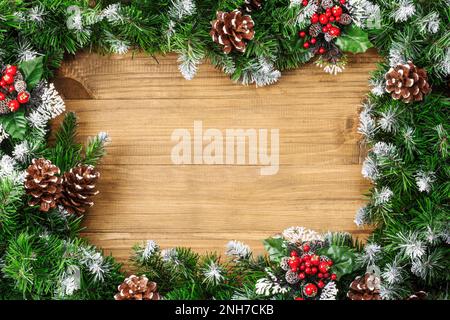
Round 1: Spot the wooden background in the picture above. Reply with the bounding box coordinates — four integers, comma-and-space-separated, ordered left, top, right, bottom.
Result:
53, 49, 379, 265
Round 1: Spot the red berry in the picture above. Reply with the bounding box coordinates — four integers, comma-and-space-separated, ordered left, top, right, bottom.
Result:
326, 23, 332, 29
325, 10, 332, 18
0, 80, 5, 86
303, 283, 318, 297
319, 14, 329, 25
336, 16, 341, 22
298, 31, 306, 38
305, 267, 312, 274
2, 74, 14, 85
0, 92, 5, 101
318, 273, 324, 278
298, 272, 306, 280
310, 37, 317, 44
317, 280, 325, 289
327, 260, 334, 266
332, 6, 343, 17
291, 250, 299, 257
324, 273, 330, 278
17, 91, 30, 104
311, 267, 318, 274
318, 47, 326, 54
4, 65, 17, 76
302, 0, 308, 6
310, 255, 320, 266
340, 0, 346, 4
303, 42, 310, 49
329, 16, 335, 22
295, 297, 304, 300
331, 274, 337, 280
8, 85, 15, 93
322, 26, 328, 33
302, 244, 310, 252
319, 261, 330, 274
305, 261, 311, 268
8, 100, 20, 112
329, 26, 341, 37
300, 264, 306, 271
311, 13, 319, 24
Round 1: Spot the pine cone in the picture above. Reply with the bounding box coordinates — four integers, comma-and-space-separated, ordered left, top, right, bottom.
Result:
406, 291, 428, 300
242, 0, 262, 13
114, 275, 161, 300
321, 0, 334, 9
0, 98, 11, 115
14, 80, 27, 93
210, 9, 255, 54
339, 13, 352, 25
309, 23, 322, 37
347, 273, 381, 300
60, 165, 100, 215
385, 61, 431, 103
24, 158, 63, 212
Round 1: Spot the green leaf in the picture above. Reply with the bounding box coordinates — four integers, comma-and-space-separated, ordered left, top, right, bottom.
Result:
263, 237, 286, 263
335, 25, 373, 54
317, 245, 357, 279
19, 56, 44, 89
0, 109, 27, 140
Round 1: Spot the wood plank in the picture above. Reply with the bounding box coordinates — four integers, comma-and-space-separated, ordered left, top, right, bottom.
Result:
53, 50, 379, 265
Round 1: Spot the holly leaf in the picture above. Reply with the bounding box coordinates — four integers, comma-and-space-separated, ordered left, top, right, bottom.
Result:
0, 109, 28, 140
335, 25, 373, 54
19, 56, 44, 89
263, 237, 286, 263
317, 245, 357, 279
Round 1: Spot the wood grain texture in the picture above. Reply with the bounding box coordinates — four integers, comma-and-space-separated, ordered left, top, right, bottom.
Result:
53, 50, 380, 265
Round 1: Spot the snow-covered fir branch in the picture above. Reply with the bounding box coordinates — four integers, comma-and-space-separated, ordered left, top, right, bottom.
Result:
369, 77, 385, 96
177, 52, 203, 80
373, 186, 393, 206
56, 265, 80, 298
397, 231, 426, 261
104, 31, 129, 55
100, 4, 124, 24
202, 261, 224, 286
292, 1, 318, 27
0, 124, 9, 144
439, 48, 450, 76
388, 43, 407, 67
28, 4, 46, 25
346, 0, 381, 29
226, 240, 251, 260
359, 243, 382, 266
358, 105, 377, 140
382, 256, 403, 285
319, 281, 338, 300
417, 12, 440, 35
282, 226, 324, 244
361, 155, 379, 181
79, 246, 110, 282
255, 270, 288, 296
16, 41, 41, 62
142, 240, 159, 260
378, 107, 398, 133
27, 82, 65, 132
354, 206, 370, 227
241, 57, 281, 87
12, 141, 30, 163
0, 155, 26, 185
415, 171, 436, 193
372, 141, 397, 159
168, 0, 196, 21
392, 0, 416, 23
